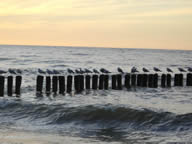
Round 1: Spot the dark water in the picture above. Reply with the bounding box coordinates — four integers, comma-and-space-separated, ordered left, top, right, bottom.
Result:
0, 45, 192, 143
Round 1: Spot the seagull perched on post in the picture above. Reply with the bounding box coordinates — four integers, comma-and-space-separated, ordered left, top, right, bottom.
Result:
187, 67, 192, 72
153, 67, 161, 72
93, 69, 100, 74
0, 70, 7, 75
131, 67, 139, 73
117, 67, 124, 74
67, 68, 74, 74
8, 69, 17, 74
84, 68, 92, 73
142, 67, 149, 72
166, 68, 173, 73
38, 68, 46, 74
100, 68, 111, 74
178, 68, 186, 72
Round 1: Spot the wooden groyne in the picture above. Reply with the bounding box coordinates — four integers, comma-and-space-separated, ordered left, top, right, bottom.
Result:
0, 73, 191, 97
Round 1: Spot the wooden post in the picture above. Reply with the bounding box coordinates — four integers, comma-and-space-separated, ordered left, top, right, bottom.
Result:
0, 76, 5, 97
153, 74, 158, 88
7, 76, 13, 96
179, 74, 183, 86
142, 74, 148, 87
52, 76, 58, 94
15, 76, 22, 96
124, 74, 131, 89
92, 75, 98, 90
112, 75, 117, 89
117, 74, 122, 90
161, 74, 166, 87
74, 75, 80, 93
36, 75, 43, 95
67, 75, 72, 93
99, 74, 104, 90
59, 76, 65, 95
46, 76, 51, 95
104, 75, 109, 90
167, 74, 171, 87
148, 74, 154, 88
85, 75, 91, 90
186, 73, 192, 86
174, 74, 179, 86
137, 74, 143, 87
79, 75, 84, 92
131, 74, 136, 87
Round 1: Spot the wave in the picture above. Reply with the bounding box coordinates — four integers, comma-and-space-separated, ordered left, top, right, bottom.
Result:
0, 100, 191, 132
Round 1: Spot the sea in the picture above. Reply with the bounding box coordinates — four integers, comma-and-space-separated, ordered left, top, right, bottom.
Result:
0, 45, 192, 144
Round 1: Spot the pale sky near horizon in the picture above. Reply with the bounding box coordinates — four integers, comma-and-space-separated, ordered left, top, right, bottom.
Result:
0, 0, 192, 50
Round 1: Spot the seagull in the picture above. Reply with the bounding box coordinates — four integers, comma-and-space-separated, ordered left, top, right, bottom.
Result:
93, 69, 100, 74
84, 68, 92, 73
131, 67, 139, 73
75, 69, 84, 74
8, 69, 17, 74
53, 69, 60, 74
167, 68, 173, 73
178, 68, 186, 72
16, 69, 22, 74
142, 67, 149, 72
46, 69, 54, 74
100, 68, 111, 74
186, 67, 192, 72
0, 70, 7, 74
67, 68, 74, 74
38, 68, 46, 74
117, 67, 124, 73
153, 67, 161, 72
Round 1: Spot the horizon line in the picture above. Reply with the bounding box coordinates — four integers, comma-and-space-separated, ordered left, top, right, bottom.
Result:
0, 43, 191, 51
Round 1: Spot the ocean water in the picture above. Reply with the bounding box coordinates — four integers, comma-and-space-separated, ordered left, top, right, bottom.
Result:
0, 45, 192, 144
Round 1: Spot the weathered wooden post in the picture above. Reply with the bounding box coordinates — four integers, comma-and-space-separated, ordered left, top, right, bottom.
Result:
79, 75, 84, 92
117, 74, 122, 90
148, 74, 154, 88
131, 74, 136, 87
85, 75, 91, 90
104, 75, 109, 90
167, 74, 171, 87
142, 74, 148, 87
46, 76, 51, 95
59, 76, 65, 95
179, 74, 183, 86
153, 74, 158, 88
124, 74, 131, 89
67, 75, 72, 93
161, 74, 166, 87
74, 75, 80, 93
0, 76, 5, 97
52, 76, 58, 94
137, 74, 143, 87
99, 74, 104, 90
186, 73, 192, 86
7, 76, 13, 96
92, 75, 98, 90
36, 75, 43, 95
112, 75, 117, 89
15, 76, 22, 96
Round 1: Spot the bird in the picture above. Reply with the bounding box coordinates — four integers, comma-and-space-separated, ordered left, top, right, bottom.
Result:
167, 68, 173, 73
8, 69, 17, 74
153, 67, 161, 72
0, 70, 7, 74
67, 68, 74, 74
117, 67, 124, 73
178, 68, 186, 72
38, 68, 46, 74
75, 68, 84, 74
53, 69, 60, 74
84, 68, 92, 73
131, 67, 139, 73
100, 68, 111, 73
142, 67, 149, 72
46, 69, 54, 74
93, 69, 100, 74
16, 69, 22, 74
187, 67, 192, 72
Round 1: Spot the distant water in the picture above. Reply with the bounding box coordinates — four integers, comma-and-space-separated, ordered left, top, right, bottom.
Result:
0, 45, 192, 143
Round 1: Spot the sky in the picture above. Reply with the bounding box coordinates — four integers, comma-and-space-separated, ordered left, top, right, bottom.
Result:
0, 0, 192, 50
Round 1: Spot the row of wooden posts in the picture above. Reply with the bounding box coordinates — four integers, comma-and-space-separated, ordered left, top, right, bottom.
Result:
0, 73, 191, 97
36, 73, 192, 95
0, 76, 22, 97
